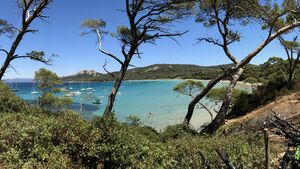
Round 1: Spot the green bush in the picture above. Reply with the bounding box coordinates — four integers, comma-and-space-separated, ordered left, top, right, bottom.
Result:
160, 124, 198, 142
227, 78, 294, 119
0, 83, 31, 114
0, 88, 268, 168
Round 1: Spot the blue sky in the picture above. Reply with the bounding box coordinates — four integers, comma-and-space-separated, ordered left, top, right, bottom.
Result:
0, 0, 290, 79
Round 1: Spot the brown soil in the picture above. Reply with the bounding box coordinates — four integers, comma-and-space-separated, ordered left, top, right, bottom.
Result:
218, 91, 300, 167
219, 91, 300, 135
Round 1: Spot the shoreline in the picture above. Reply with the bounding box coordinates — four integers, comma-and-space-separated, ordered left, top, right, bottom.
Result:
63, 78, 256, 86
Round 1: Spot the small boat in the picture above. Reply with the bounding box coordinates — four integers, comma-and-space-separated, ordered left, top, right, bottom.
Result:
72, 91, 82, 95
92, 98, 102, 104
64, 93, 75, 97
60, 87, 68, 92
64, 91, 81, 97
69, 82, 73, 90
10, 81, 20, 92
31, 82, 39, 94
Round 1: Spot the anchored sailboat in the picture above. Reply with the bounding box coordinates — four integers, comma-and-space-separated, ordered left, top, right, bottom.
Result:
10, 80, 20, 92
31, 81, 39, 94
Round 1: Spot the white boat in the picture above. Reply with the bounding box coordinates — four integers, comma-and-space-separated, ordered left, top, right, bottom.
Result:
31, 81, 39, 94
72, 91, 82, 95
64, 91, 81, 97
10, 80, 20, 92
11, 89, 20, 92
64, 93, 75, 97
92, 96, 103, 105
60, 87, 68, 92
69, 82, 73, 90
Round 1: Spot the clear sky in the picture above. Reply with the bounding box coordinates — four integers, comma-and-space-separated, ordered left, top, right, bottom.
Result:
0, 0, 291, 79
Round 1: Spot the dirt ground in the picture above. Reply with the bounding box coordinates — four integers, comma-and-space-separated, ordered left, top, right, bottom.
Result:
219, 92, 300, 134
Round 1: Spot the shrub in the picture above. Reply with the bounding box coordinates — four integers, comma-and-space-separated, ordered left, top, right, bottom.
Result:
0, 87, 269, 168
0, 112, 103, 168
0, 83, 31, 114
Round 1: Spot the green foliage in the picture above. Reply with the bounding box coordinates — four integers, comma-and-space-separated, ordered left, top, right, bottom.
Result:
0, 83, 31, 114
62, 64, 259, 82
164, 133, 265, 169
160, 124, 198, 142
240, 56, 300, 83
0, 89, 268, 168
173, 80, 204, 97
26, 51, 47, 61
39, 93, 72, 112
0, 114, 267, 168
207, 87, 245, 103
34, 68, 62, 94
0, 111, 102, 168
126, 115, 141, 126
34, 68, 72, 111
226, 77, 297, 119
82, 19, 106, 30
0, 19, 14, 37
295, 146, 300, 161
244, 77, 258, 84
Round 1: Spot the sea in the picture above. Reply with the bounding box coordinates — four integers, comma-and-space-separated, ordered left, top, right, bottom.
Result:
6, 80, 251, 130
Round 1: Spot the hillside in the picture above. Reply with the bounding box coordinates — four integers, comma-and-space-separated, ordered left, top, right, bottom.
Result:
62, 64, 258, 81
219, 91, 300, 135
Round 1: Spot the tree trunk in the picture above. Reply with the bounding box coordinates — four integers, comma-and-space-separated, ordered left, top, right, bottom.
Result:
201, 68, 243, 135
289, 53, 300, 83
103, 61, 130, 116
288, 60, 293, 82
183, 67, 236, 125
0, 69, 5, 80
0, 29, 27, 80
0, 57, 13, 80
103, 65, 128, 116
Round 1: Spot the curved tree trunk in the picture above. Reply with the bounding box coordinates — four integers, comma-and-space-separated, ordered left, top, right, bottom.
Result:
201, 68, 244, 135
183, 21, 300, 125
0, 30, 27, 80
183, 67, 236, 125
103, 62, 130, 116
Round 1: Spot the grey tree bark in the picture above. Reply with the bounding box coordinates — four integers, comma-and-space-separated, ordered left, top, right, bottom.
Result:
183, 21, 300, 126
201, 68, 244, 134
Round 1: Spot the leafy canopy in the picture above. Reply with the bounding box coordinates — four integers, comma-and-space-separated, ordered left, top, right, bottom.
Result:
34, 68, 62, 93
173, 80, 204, 97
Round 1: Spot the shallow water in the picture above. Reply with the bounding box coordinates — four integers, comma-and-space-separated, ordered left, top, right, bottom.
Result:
8, 80, 251, 130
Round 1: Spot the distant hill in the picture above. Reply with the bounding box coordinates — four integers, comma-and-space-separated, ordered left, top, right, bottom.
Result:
3, 78, 34, 83
62, 64, 258, 82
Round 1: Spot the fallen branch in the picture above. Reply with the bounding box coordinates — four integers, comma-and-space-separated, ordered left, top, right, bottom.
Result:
215, 149, 236, 169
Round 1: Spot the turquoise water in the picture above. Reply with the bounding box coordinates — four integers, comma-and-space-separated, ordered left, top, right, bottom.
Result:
8, 80, 251, 129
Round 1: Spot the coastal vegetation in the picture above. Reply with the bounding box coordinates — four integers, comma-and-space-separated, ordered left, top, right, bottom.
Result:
34, 68, 72, 112
62, 64, 258, 82
0, 85, 271, 168
0, 0, 300, 168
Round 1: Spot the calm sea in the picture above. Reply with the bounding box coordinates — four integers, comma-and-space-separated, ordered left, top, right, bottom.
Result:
7, 80, 251, 130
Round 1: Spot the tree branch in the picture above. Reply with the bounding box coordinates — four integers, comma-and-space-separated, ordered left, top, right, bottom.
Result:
102, 59, 116, 80
215, 149, 236, 169
95, 29, 124, 66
